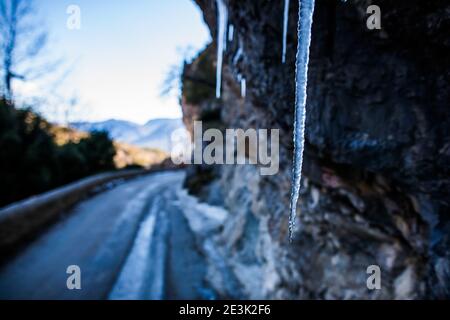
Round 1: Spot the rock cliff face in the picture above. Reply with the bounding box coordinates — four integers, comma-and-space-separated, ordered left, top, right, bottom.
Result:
181, 0, 450, 299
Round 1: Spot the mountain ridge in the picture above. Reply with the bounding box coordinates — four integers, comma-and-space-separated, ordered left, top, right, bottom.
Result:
70, 118, 185, 153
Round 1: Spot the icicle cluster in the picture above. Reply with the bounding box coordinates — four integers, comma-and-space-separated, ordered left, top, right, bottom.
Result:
216, 0, 228, 99
289, 0, 316, 242
282, 0, 290, 63
213, 0, 316, 241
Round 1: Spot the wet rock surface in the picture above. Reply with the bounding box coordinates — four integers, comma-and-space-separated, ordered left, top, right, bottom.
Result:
182, 0, 450, 299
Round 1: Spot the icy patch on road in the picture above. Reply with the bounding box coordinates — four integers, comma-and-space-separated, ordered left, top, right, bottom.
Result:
108, 211, 156, 300
109, 196, 169, 300
105, 174, 180, 300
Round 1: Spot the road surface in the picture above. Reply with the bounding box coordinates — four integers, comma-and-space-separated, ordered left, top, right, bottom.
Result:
0, 171, 211, 300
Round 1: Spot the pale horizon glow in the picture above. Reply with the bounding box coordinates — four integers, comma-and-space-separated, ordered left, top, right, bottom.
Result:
30, 0, 210, 124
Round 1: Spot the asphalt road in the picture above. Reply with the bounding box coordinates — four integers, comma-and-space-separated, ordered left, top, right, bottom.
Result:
0, 171, 209, 300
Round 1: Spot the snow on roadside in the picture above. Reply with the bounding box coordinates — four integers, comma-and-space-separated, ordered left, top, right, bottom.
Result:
175, 188, 228, 236
175, 185, 247, 298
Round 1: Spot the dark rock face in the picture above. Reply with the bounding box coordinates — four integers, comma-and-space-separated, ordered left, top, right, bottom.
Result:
182, 0, 450, 299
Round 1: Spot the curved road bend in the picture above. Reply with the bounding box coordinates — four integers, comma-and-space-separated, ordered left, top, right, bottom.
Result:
0, 171, 208, 300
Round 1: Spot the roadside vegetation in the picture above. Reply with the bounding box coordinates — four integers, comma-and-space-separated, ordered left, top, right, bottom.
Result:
0, 98, 116, 207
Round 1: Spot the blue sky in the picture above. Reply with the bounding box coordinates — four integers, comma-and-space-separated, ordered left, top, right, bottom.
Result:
31, 0, 210, 124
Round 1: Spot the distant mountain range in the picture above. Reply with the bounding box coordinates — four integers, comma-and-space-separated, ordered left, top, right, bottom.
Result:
70, 118, 186, 153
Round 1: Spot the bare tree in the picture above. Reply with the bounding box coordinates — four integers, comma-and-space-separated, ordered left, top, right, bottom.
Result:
0, 0, 52, 100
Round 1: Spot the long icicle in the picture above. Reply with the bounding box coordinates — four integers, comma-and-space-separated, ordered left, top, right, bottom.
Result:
216, 0, 228, 99
282, 0, 290, 63
289, 0, 316, 242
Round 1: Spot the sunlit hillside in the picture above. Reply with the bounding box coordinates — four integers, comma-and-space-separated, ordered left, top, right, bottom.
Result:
51, 125, 168, 169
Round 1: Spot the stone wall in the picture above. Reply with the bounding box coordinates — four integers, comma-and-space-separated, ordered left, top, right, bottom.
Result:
181, 0, 450, 299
